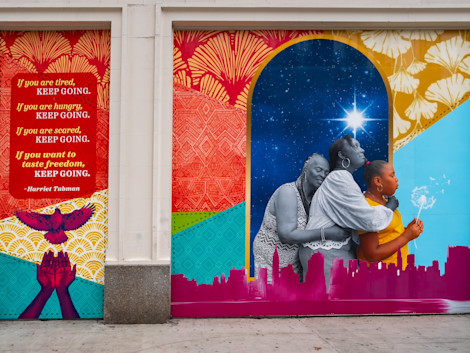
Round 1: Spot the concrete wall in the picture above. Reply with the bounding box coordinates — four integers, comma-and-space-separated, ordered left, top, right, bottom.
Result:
1, 0, 470, 323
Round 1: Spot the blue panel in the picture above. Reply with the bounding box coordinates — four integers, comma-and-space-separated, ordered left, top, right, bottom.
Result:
395, 100, 470, 269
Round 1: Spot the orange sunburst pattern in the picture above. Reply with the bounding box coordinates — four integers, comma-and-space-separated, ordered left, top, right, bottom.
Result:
10, 31, 72, 73
73, 30, 111, 85
0, 37, 7, 54
187, 31, 272, 107
0, 190, 108, 284
251, 30, 322, 47
45, 55, 99, 77
174, 30, 326, 110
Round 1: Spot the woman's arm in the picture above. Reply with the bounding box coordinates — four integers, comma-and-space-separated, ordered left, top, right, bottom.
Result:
55, 252, 80, 319
275, 186, 349, 244
357, 218, 423, 262
19, 252, 55, 319
306, 171, 394, 232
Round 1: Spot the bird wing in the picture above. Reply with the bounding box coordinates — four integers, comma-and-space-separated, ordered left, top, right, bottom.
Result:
62, 205, 95, 231
16, 211, 52, 231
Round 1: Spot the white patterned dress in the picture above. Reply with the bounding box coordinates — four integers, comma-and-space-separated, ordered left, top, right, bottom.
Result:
253, 182, 307, 283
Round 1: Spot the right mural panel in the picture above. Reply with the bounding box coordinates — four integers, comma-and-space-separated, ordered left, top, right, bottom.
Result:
171, 30, 470, 317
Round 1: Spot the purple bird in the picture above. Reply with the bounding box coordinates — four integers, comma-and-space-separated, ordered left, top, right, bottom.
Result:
16, 205, 95, 244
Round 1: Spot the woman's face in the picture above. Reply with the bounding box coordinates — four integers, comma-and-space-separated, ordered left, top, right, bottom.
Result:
342, 138, 366, 169
379, 163, 399, 196
305, 157, 330, 189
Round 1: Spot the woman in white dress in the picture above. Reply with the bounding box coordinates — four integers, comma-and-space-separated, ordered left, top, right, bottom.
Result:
299, 135, 398, 289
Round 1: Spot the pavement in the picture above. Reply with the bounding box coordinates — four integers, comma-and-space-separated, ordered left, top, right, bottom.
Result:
1, 315, 470, 353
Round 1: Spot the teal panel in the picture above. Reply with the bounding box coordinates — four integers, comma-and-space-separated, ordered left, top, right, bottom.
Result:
172, 202, 246, 284
394, 99, 470, 269
0, 252, 103, 319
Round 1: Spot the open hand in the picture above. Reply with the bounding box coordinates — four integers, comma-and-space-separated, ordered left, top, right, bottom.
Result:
54, 251, 76, 290
37, 251, 56, 290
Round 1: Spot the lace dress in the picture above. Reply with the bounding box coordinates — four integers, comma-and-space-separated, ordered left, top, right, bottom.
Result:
253, 182, 307, 282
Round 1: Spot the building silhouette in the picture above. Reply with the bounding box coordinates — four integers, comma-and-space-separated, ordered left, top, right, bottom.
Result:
172, 246, 470, 317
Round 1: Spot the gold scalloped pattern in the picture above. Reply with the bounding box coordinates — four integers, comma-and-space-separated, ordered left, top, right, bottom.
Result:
0, 190, 108, 284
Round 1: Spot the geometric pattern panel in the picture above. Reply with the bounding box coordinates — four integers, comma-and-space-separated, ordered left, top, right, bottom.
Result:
173, 84, 247, 212
0, 190, 108, 284
0, 252, 103, 319
171, 202, 245, 284
172, 211, 219, 235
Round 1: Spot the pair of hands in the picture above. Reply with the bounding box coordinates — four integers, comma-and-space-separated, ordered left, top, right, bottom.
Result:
19, 250, 79, 319
37, 250, 76, 292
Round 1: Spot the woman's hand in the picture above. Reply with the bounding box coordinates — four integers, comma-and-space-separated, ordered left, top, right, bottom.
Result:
54, 251, 76, 291
325, 225, 351, 242
37, 251, 55, 291
385, 195, 399, 211
403, 218, 424, 241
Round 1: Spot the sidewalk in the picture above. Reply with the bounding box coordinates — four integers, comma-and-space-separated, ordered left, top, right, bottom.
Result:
1, 315, 469, 353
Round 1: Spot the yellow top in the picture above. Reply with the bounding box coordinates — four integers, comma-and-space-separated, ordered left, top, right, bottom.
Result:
359, 197, 408, 270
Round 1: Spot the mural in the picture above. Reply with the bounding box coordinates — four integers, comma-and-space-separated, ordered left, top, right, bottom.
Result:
0, 30, 110, 319
172, 30, 470, 316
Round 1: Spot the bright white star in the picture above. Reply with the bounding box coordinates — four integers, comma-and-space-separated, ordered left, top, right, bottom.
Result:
345, 109, 365, 130
335, 105, 371, 138
321, 87, 385, 139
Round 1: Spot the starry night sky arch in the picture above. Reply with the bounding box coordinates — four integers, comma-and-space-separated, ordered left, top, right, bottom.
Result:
245, 34, 393, 278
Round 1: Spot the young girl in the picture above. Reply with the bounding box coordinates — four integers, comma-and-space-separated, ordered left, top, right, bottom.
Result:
357, 160, 424, 269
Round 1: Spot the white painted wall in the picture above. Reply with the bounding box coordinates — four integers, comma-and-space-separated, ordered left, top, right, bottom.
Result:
1, 1, 470, 266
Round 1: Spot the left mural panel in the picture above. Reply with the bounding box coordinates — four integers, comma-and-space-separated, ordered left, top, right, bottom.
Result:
0, 30, 110, 319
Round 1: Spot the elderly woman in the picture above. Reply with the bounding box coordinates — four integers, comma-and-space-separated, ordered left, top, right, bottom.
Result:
299, 135, 398, 288
253, 153, 349, 282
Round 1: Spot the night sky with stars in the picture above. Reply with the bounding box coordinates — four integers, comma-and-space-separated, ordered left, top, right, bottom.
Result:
249, 39, 390, 272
